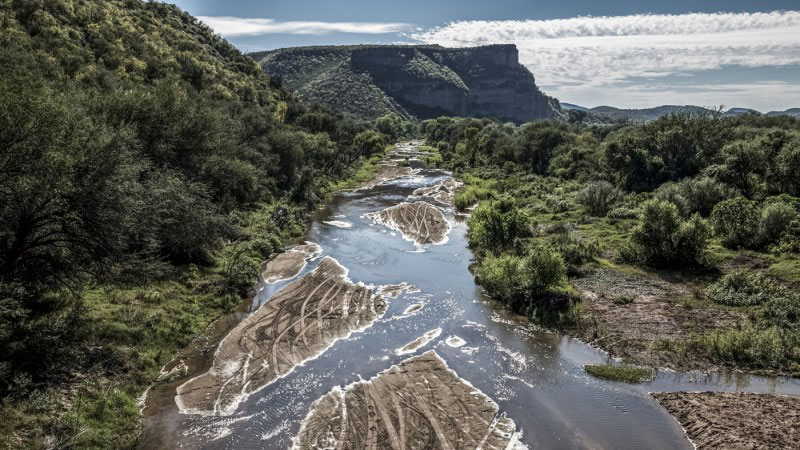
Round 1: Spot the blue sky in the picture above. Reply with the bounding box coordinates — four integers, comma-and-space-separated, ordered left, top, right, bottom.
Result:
174, 0, 800, 111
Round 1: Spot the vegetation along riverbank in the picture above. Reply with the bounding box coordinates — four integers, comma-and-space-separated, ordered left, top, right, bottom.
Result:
424, 113, 800, 377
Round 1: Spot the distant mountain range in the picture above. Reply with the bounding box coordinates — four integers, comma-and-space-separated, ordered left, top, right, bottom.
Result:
250, 44, 560, 123
561, 103, 800, 122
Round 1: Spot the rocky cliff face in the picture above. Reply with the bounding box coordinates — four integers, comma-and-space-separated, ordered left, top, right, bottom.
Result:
250, 44, 561, 123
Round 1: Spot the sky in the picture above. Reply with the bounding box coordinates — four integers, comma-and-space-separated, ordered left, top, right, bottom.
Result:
172, 0, 800, 111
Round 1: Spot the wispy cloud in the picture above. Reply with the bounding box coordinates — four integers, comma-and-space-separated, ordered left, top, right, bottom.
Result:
411, 12, 800, 88
198, 16, 410, 36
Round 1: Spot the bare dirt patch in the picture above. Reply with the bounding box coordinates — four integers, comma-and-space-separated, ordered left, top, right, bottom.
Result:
176, 256, 388, 415
261, 242, 321, 283
412, 178, 463, 205
293, 351, 519, 450
366, 201, 450, 246
571, 267, 742, 369
653, 392, 800, 449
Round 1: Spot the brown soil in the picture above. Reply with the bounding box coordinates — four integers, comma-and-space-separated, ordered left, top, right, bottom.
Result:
653, 392, 800, 449
293, 351, 519, 450
412, 178, 462, 205
176, 256, 388, 415
571, 267, 742, 369
261, 242, 320, 283
366, 201, 450, 245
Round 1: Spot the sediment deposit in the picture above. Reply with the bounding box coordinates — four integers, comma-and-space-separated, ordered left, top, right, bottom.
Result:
177, 257, 387, 415
366, 201, 450, 245
261, 242, 321, 283
653, 392, 800, 449
413, 178, 462, 205
293, 351, 520, 449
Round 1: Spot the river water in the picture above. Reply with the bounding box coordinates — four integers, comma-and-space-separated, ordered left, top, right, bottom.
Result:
144, 142, 800, 449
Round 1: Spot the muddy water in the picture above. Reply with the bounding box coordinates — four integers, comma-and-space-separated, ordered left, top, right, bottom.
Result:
142, 142, 800, 449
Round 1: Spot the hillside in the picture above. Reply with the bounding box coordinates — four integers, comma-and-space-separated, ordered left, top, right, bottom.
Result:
0, 0, 390, 447
250, 44, 562, 123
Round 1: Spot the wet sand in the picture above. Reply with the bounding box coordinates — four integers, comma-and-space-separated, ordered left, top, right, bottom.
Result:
653, 392, 800, 449
261, 242, 321, 283
412, 178, 462, 205
176, 256, 388, 415
366, 201, 450, 246
293, 351, 520, 450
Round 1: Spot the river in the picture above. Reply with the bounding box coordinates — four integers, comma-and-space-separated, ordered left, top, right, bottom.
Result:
141, 141, 800, 449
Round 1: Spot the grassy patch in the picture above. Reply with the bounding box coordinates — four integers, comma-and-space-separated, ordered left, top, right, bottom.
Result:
584, 364, 654, 383
612, 295, 635, 305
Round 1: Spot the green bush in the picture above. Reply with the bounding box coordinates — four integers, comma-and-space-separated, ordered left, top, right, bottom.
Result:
760, 202, 798, 246
626, 200, 710, 267
710, 197, 761, 249
705, 270, 783, 306
700, 325, 787, 369
467, 197, 530, 254
546, 233, 599, 275
477, 246, 566, 312
454, 185, 495, 211
760, 295, 800, 329
654, 182, 690, 216
577, 180, 622, 216
677, 176, 736, 217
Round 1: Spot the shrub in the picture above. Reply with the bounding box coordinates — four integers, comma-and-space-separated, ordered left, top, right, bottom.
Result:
760, 295, 800, 328
760, 202, 798, 246
577, 181, 622, 216
700, 325, 786, 369
467, 197, 530, 253
477, 246, 566, 312
710, 197, 761, 249
627, 200, 710, 267
546, 233, 599, 275
677, 176, 736, 217
705, 270, 783, 306
655, 182, 690, 216
454, 185, 494, 211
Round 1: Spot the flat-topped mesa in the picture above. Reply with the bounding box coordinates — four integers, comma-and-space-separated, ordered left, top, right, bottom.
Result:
252, 44, 561, 123
293, 351, 520, 450
176, 257, 387, 416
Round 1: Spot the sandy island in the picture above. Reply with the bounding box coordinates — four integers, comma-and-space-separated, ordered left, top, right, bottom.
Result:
413, 178, 462, 205
366, 201, 450, 246
653, 392, 800, 449
293, 351, 521, 450
261, 242, 321, 283
176, 256, 388, 415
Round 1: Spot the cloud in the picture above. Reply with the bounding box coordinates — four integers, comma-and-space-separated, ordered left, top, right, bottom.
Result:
198, 16, 410, 36
411, 12, 800, 88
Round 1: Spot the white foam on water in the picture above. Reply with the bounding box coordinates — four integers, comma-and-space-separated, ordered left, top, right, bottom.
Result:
322, 220, 352, 229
